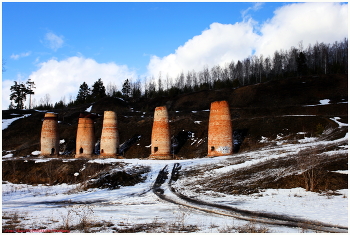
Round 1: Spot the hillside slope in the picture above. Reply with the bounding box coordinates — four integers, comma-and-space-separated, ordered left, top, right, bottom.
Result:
2, 74, 348, 232
2, 74, 348, 159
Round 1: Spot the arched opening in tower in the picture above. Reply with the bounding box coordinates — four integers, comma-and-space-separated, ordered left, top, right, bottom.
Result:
154, 147, 158, 153
51, 148, 55, 155
101, 149, 104, 154
80, 147, 83, 154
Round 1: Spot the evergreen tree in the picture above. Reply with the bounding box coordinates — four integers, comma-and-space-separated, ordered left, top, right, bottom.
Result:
122, 79, 131, 97
76, 82, 91, 104
91, 78, 106, 101
297, 52, 307, 76
10, 81, 30, 109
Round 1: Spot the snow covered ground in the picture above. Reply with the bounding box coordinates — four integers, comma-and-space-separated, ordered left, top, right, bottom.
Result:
2, 116, 348, 233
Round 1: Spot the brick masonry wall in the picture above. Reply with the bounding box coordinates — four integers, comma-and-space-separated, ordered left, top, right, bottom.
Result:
75, 117, 95, 158
100, 111, 119, 157
40, 113, 59, 155
149, 106, 172, 159
208, 101, 233, 156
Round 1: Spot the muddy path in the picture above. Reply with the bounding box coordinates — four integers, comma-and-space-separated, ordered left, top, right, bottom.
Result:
152, 163, 348, 233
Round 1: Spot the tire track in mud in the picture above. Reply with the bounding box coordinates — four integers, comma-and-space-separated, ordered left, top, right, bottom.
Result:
152, 163, 348, 233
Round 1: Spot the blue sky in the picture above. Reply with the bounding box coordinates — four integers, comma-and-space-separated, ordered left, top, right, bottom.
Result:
2, 2, 348, 109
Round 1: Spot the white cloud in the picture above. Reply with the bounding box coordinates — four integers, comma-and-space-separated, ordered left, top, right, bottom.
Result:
256, 2, 348, 57
146, 2, 347, 79
10, 51, 31, 60
147, 20, 259, 79
2, 80, 15, 109
44, 32, 64, 51
2, 56, 137, 109
241, 2, 264, 20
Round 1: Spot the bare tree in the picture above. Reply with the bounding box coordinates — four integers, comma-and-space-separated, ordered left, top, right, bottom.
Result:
41, 94, 52, 107
106, 81, 118, 97
158, 72, 163, 93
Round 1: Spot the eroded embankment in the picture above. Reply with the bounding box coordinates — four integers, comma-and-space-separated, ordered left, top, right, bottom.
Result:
2, 159, 150, 189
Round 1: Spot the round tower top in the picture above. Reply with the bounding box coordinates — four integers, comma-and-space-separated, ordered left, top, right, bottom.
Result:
44, 113, 57, 118
78, 117, 94, 124
155, 106, 167, 112
210, 100, 229, 109
154, 106, 168, 118
104, 111, 117, 119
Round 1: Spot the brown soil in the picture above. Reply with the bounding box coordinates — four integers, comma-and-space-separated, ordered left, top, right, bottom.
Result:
2, 158, 149, 188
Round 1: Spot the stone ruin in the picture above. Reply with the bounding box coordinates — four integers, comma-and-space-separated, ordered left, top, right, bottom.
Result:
40, 100, 234, 159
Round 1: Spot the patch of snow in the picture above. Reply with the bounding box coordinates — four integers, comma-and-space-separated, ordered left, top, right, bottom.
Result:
31, 151, 41, 156
276, 134, 283, 140
298, 137, 318, 143
297, 132, 307, 135
330, 117, 348, 128
2, 114, 31, 130
88, 158, 122, 164
194, 121, 202, 124
3, 153, 13, 158
303, 99, 331, 107
79, 164, 86, 172
259, 136, 269, 143
332, 170, 348, 174
34, 159, 54, 163
59, 139, 65, 144
74, 172, 79, 177
319, 99, 330, 105
85, 105, 93, 112
62, 159, 77, 162
192, 111, 197, 113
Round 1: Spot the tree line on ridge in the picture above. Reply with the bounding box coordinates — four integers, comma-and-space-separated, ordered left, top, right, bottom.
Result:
8, 38, 348, 110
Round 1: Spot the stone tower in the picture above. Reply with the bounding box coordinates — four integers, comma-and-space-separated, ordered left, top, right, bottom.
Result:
100, 111, 119, 158
149, 106, 172, 160
207, 100, 233, 157
40, 113, 59, 156
75, 114, 95, 158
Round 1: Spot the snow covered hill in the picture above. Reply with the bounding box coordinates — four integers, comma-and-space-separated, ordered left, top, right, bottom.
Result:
2, 117, 348, 232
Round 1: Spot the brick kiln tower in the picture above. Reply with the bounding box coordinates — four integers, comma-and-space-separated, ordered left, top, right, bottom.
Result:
100, 111, 119, 158
207, 100, 233, 157
40, 113, 59, 156
75, 114, 95, 158
149, 106, 172, 160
